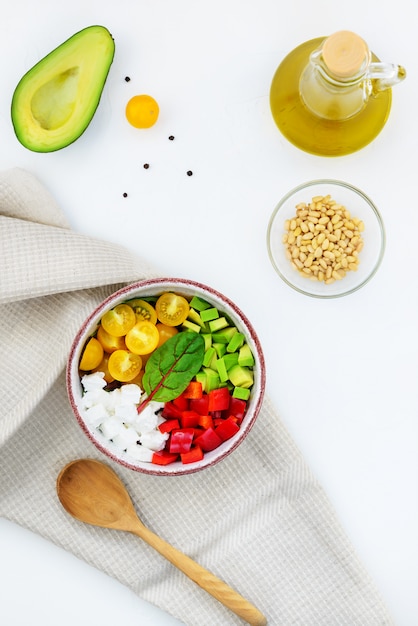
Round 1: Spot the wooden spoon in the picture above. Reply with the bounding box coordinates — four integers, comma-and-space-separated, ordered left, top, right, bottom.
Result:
56, 458, 267, 626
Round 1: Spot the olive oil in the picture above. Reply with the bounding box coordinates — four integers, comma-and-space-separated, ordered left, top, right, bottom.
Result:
270, 37, 392, 157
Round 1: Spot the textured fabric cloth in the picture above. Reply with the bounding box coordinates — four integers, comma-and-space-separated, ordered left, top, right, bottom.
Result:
0, 168, 393, 625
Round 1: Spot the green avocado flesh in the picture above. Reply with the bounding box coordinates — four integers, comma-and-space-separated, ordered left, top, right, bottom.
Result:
11, 25, 115, 152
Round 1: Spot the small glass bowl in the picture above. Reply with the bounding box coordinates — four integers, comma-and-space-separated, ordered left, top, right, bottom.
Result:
267, 179, 385, 298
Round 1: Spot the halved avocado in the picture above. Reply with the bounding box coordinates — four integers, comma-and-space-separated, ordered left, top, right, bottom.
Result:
11, 25, 115, 152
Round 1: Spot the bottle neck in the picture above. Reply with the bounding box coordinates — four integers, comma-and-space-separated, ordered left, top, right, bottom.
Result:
299, 60, 369, 121
310, 47, 370, 87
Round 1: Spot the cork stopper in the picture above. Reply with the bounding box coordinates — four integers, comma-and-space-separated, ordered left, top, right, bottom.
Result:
322, 30, 369, 78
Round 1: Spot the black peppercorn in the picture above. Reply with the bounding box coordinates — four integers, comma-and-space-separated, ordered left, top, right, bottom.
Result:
143, 163, 150, 169
123, 192, 128, 197
124, 76, 131, 82
186, 170, 193, 176
168, 135, 175, 140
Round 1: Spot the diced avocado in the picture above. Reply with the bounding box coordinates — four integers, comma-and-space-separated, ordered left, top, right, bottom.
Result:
201, 333, 213, 351
195, 371, 208, 392
213, 342, 226, 358
202, 367, 220, 392
181, 319, 201, 333
200, 307, 219, 322
211, 326, 237, 344
202, 346, 217, 369
227, 332, 245, 353
216, 353, 239, 383
228, 365, 254, 389
215, 358, 229, 383
11, 25, 115, 152
187, 308, 207, 329
222, 353, 239, 370
238, 343, 255, 367
232, 386, 251, 401
208, 317, 229, 332
189, 296, 211, 311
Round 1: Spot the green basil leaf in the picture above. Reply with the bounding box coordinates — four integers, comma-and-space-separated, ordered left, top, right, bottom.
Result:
141, 332, 205, 406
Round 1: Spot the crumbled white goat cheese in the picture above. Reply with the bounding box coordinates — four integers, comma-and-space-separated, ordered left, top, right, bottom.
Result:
80, 372, 167, 462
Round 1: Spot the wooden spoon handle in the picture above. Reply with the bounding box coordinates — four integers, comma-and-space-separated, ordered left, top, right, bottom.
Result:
132, 524, 267, 625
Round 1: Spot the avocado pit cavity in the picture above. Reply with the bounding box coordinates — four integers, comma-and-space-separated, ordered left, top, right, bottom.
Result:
31, 67, 79, 130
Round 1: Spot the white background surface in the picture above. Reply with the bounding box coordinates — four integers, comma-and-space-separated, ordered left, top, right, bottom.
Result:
1, 1, 417, 624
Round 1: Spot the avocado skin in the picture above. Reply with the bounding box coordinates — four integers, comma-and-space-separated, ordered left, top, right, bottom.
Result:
11, 25, 115, 152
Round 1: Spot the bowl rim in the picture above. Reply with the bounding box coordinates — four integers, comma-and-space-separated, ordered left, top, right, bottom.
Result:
67, 277, 266, 476
266, 178, 386, 299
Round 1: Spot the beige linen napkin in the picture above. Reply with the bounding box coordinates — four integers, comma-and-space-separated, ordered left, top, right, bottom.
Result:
0, 168, 393, 625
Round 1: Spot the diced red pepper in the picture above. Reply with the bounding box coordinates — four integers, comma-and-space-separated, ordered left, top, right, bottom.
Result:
194, 427, 223, 452
169, 428, 195, 454
161, 401, 183, 420
189, 394, 210, 415
208, 387, 230, 412
197, 415, 214, 430
227, 397, 247, 421
180, 410, 201, 429
180, 445, 204, 464
158, 386, 246, 464
158, 418, 180, 434
215, 417, 240, 441
172, 394, 189, 411
152, 450, 179, 465
182, 381, 203, 399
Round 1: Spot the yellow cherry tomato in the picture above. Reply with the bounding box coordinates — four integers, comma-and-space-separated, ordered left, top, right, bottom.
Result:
97, 325, 126, 353
108, 350, 142, 382
92, 353, 115, 383
127, 298, 158, 324
156, 322, 178, 347
79, 337, 104, 371
125, 320, 160, 355
129, 369, 145, 388
101, 304, 136, 337
155, 292, 190, 327
125, 95, 159, 129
